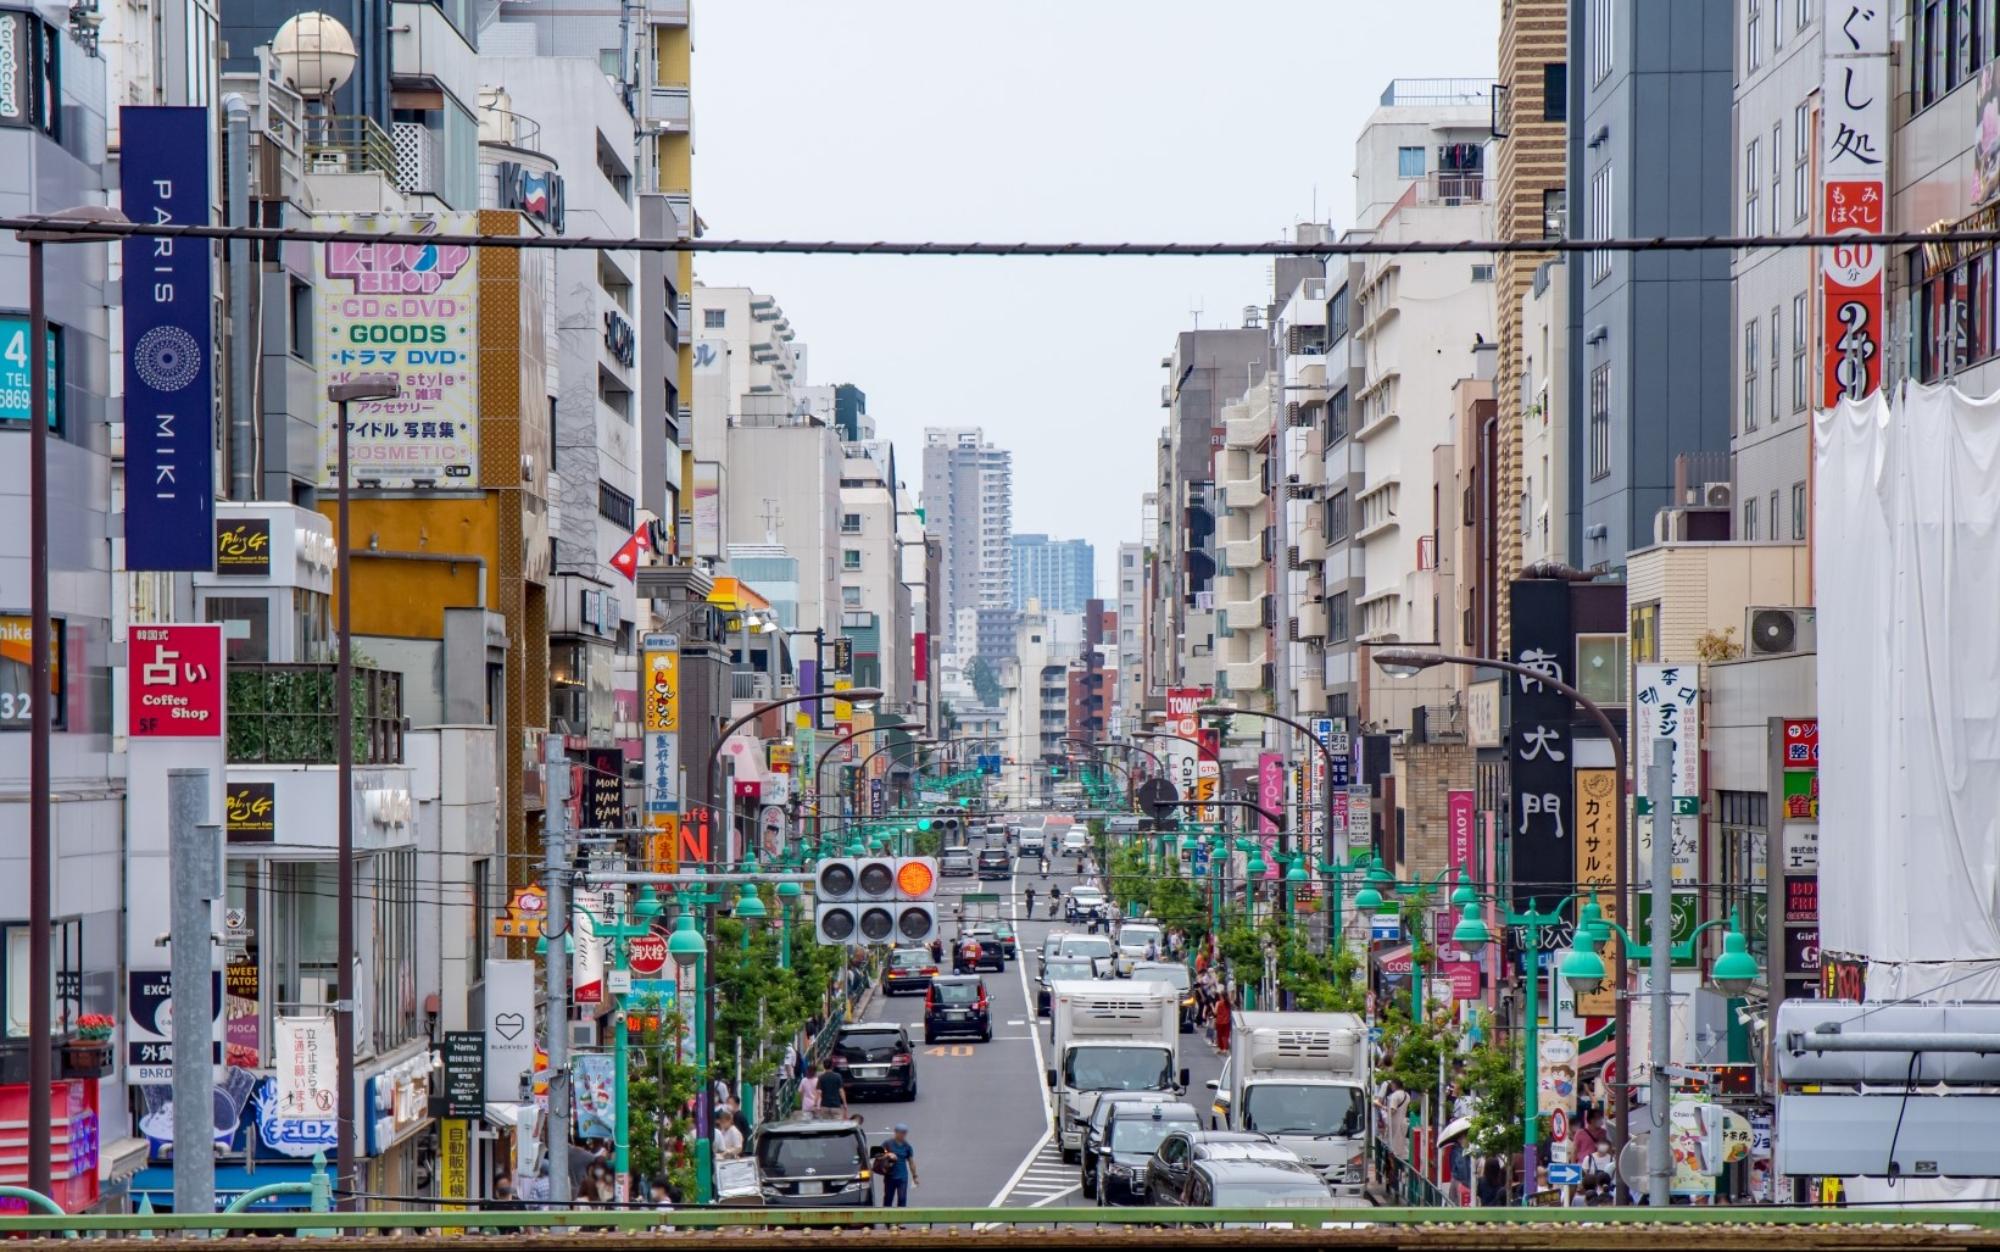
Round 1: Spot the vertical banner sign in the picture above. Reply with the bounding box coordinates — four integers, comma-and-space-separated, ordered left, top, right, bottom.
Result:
275, 1015, 338, 1118
1166, 687, 1206, 824
316, 213, 481, 487
1572, 768, 1619, 1018
1821, 2, 1888, 404
1307, 717, 1334, 846
439, 1118, 470, 1214
1257, 753, 1283, 834
571, 890, 606, 1006
1634, 664, 1700, 882
642, 633, 681, 871
1507, 580, 1575, 914
121, 106, 215, 571
1446, 790, 1475, 873
1196, 727, 1221, 826
1780, 717, 1822, 1002
482, 959, 535, 1101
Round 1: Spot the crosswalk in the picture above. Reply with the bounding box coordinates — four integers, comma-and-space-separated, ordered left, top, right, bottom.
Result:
1002, 1138, 1080, 1207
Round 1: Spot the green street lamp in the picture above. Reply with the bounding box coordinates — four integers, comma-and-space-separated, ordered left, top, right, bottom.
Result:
775, 880, 802, 971
591, 885, 665, 1198
1558, 899, 1762, 998
664, 904, 710, 1199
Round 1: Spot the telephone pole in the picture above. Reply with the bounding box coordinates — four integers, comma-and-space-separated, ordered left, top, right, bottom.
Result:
544, 738, 573, 1205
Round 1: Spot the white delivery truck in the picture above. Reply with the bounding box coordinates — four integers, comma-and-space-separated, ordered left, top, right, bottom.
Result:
1208, 1010, 1370, 1198
1045, 979, 1186, 1161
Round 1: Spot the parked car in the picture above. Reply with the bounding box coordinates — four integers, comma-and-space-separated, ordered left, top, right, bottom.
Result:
752, 1117, 873, 1207
881, 945, 938, 996
1144, 1131, 1290, 1205
1079, 1091, 1179, 1199
923, 975, 992, 1043
1095, 1100, 1201, 1205
940, 848, 975, 878
828, 1023, 917, 1101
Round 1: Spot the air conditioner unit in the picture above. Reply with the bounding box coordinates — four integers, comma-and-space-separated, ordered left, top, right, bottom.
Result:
1704, 481, 1733, 508
1286, 473, 1301, 485
1746, 606, 1817, 656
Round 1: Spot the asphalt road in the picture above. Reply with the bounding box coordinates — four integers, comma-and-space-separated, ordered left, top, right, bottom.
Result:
842, 840, 1225, 1211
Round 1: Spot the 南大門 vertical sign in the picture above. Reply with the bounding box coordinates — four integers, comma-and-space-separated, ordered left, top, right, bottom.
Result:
121, 107, 214, 570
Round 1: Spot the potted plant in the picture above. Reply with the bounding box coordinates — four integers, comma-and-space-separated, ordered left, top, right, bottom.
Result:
63, 1014, 115, 1076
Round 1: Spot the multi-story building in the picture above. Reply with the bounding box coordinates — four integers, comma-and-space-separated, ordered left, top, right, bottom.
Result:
1320, 262, 1366, 723
1065, 601, 1115, 744
1571, 0, 1734, 569
1731, 0, 1821, 542
1491, 0, 1569, 649
1267, 239, 1331, 723
1114, 542, 1146, 732
1157, 327, 1266, 698
1214, 378, 1276, 744
921, 427, 1013, 649
1011, 534, 1094, 613
997, 603, 1082, 788
1519, 259, 1572, 570
838, 444, 916, 712
1346, 80, 1497, 734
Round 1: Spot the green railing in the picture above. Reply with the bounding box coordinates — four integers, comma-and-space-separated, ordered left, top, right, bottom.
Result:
1372, 1138, 1445, 1207
1, 1205, 1998, 1235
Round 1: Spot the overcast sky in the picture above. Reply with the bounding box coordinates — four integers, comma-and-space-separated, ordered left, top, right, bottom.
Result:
693, 2, 1501, 598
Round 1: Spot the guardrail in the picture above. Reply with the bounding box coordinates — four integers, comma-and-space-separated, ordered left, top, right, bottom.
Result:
5, 1204, 2000, 1236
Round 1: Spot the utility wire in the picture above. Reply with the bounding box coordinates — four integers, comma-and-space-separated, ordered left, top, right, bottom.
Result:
11, 215, 2000, 257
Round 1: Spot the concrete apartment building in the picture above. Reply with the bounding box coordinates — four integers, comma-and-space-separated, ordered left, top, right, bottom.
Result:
1492, 0, 1569, 649
1011, 533, 1094, 613
1320, 261, 1367, 723
1731, 0, 1821, 543
1519, 258, 1572, 569
1214, 379, 1277, 739
1269, 247, 1331, 725
921, 427, 1014, 658
1114, 541, 1146, 732
1570, 0, 1735, 570
838, 441, 917, 713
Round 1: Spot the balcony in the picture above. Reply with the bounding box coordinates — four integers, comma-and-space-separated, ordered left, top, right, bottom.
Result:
1224, 415, 1268, 449
1410, 172, 1489, 206
1224, 537, 1263, 571
647, 85, 691, 132
1224, 598, 1263, 632
1292, 458, 1325, 488
1224, 659, 1269, 694
1297, 602, 1327, 640
1298, 530, 1326, 564
226, 664, 404, 765
1222, 477, 1264, 509
305, 115, 399, 183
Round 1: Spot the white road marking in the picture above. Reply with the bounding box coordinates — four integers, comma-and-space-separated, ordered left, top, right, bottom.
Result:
986, 864, 1057, 1212
1028, 1185, 1081, 1207
1006, 1018, 1026, 1026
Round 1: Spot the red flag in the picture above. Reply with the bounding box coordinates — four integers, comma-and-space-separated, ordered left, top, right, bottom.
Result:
608, 520, 652, 581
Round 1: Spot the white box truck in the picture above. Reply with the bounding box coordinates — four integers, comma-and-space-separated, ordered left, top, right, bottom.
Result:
1209, 1011, 1370, 1197
1045, 979, 1186, 1161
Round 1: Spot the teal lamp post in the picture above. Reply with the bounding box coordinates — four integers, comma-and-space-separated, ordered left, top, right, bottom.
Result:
776, 879, 801, 970
665, 904, 710, 1201
589, 885, 666, 1198
1315, 850, 1379, 951
1283, 853, 1308, 920
732, 883, 768, 1114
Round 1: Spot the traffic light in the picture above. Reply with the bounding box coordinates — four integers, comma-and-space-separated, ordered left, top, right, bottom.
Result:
1049, 761, 1068, 778
892, 856, 938, 942
852, 854, 899, 943
814, 857, 859, 945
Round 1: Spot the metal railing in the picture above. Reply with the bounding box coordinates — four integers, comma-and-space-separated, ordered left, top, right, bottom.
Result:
1381, 77, 1496, 107
1373, 1139, 1446, 1207
304, 114, 400, 184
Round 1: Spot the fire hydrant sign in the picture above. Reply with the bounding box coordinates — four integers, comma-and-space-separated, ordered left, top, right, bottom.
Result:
128, 623, 224, 737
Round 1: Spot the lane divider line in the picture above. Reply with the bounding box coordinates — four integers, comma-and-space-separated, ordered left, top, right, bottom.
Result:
986, 865, 1055, 1212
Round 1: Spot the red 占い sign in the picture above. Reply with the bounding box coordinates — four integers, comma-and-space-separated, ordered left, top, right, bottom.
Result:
128, 623, 224, 737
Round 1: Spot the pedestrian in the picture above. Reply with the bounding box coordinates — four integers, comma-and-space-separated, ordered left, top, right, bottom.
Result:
1025, 885, 1036, 915
1570, 1108, 1601, 1166
714, 1109, 745, 1159
1213, 993, 1233, 1052
1477, 1157, 1506, 1207
799, 1060, 822, 1115
815, 1059, 851, 1119
880, 1123, 919, 1207
647, 1177, 674, 1210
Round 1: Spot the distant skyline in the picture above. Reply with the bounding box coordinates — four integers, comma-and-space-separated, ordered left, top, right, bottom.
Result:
692, 2, 1501, 595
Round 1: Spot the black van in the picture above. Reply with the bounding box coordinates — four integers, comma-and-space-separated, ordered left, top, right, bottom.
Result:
976, 847, 1012, 880
752, 1118, 873, 1207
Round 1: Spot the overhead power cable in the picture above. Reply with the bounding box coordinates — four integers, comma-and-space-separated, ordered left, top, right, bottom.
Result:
8, 215, 1998, 257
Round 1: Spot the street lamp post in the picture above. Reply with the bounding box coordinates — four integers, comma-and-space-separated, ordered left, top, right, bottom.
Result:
1197, 706, 1345, 924
586, 885, 665, 1199
1372, 648, 1633, 1163
326, 373, 402, 1203
854, 734, 934, 818
811, 723, 923, 838
665, 905, 710, 1200
15, 207, 130, 1198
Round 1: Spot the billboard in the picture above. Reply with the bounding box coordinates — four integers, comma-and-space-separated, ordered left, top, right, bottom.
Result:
317, 214, 480, 488
1507, 579, 1575, 914
121, 106, 215, 570
1635, 663, 1700, 882
1821, 4, 1888, 404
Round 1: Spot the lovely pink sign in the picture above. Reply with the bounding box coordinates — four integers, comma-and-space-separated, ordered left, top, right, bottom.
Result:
1447, 790, 1476, 873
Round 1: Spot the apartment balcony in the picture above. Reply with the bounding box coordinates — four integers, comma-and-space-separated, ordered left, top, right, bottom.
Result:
1224, 659, 1269, 694
647, 85, 691, 132
1223, 537, 1263, 571
1291, 457, 1325, 488
305, 114, 399, 184
646, 0, 689, 22
1296, 601, 1327, 640
1409, 172, 1489, 206
227, 664, 405, 765
1222, 476, 1264, 509
1224, 414, 1268, 449
1223, 597, 1263, 632
1297, 530, 1326, 564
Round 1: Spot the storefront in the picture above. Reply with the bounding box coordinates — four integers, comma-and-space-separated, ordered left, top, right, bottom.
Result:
129, 1075, 329, 1211
363, 1049, 437, 1202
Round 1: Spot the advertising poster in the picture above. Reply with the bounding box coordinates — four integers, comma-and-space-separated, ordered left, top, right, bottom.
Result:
214, 518, 272, 576
1256, 753, 1283, 835
225, 780, 276, 842
0, 315, 59, 427
1447, 790, 1475, 872
225, 961, 261, 1069
1537, 1034, 1580, 1117
483, 959, 535, 1102
0, 613, 63, 731
317, 213, 480, 488
128, 623, 224, 738
692, 461, 723, 559
1821, 3, 1888, 404
1572, 768, 1618, 1017
1635, 662, 1700, 883
571, 890, 606, 1006
125, 968, 223, 1083
573, 1053, 616, 1140
121, 106, 215, 570
276, 1015, 337, 1118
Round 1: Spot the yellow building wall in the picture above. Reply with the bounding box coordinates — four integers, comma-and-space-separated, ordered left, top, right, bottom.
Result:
330, 497, 500, 639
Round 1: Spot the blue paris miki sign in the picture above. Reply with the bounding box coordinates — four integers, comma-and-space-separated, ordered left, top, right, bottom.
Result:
121, 106, 215, 571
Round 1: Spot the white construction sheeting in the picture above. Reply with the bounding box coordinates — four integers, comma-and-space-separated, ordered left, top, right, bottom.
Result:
1815, 385, 2000, 995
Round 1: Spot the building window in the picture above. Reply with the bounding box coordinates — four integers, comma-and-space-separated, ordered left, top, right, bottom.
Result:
1590, 0, 1613, 83
1744, 318, 1760, 432
840, 512, 862, 534
1793, 102, 1812, 223
1771, 121, 1783, 234
1770, 305, 1781, 420
1576, 633, 1629, 704
1588, 364, 1611, 480
1797, 0, 1811, 30
1327, 388, 1349, 443
841, 585, 862, 607
1397, 146, 1426, 178
598, 481, 635, 529
1544, 62, 1568, 120
1589, 164, 1613, 282
1543, 187, 1567, 239
703, 308, 725, 329
1912, 246, 1994, 383
1328, 287, 1351, 342
205, 597, 270, 663
1770, 490, 1781, 540
1325, 490, 1350, 543
1747, 0, 1762, 72
1326, 592, 1350, 643
289, 280, 314, 359
1792, 481, 1808, 539
842, 549, 862, 571
1744, 137, 1761, 235
1911, 0, 1991, 111
371, 847, 419, 1052
1792, 292, 1809, 411
1471, 263, 1495, 282
470, 857, 490, 986
1744, 499, 1760, 540
1630, 602, 1659, 664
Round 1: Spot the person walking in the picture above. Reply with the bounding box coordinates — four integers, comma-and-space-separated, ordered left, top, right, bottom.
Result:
815, 1059, 851, 1119
1024, 886, 1036, 916
1213, 992, 1233, 1052
881, 1123, 919, 1207
713, 1109, 745, 1160
799, 1060, 822, 1115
